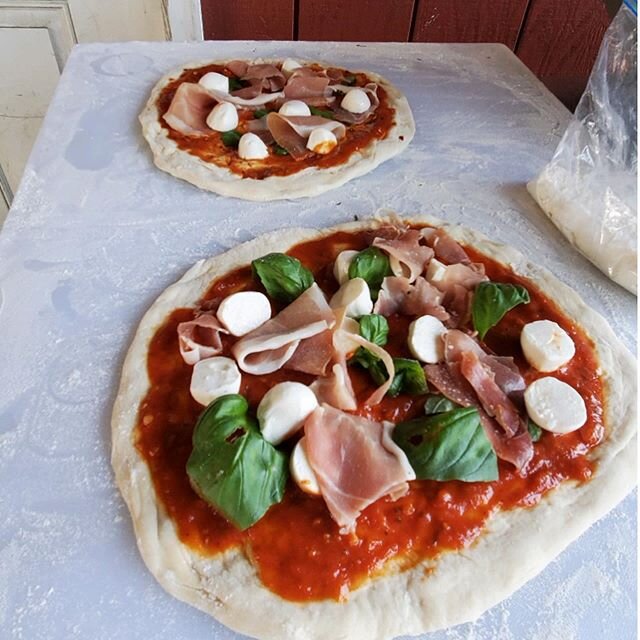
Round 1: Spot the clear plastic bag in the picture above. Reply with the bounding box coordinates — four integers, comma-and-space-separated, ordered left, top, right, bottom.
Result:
528, 0, 637, 294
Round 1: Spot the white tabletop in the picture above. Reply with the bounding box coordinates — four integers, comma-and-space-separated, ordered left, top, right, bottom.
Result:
0, 41, 636, 640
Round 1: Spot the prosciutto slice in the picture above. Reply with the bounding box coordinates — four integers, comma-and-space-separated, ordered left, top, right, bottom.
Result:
284, 68, 332, 101
285, 329, 333, 376
163, 83, 217, 136
243, 63, 286, 92
305, 405, 415, 533
373, 229, 434, 282
310, 360, 357, 411
232, 284, 334, 375
421, 228, 471, 265
177, 313, 228, 365
443, 330, 525, 397
427, 262, 488, 296
226, 60, 249, 77
266, 113, 346, 160
374, 276, 449, 322
424, 362, 533, 470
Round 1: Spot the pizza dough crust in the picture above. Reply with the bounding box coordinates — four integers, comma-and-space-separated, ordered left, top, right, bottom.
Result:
111, 215, 637, 640
139, 60, 415, 200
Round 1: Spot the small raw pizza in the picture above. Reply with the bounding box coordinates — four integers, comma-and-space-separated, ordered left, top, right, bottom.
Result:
111, 216, 636, 640
139, 58, 414, 200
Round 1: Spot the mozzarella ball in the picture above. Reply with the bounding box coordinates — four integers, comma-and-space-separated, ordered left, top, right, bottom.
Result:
257, 382, 318, 445
306, 128, 338, 154
290, 438, 321, 495
238, 132, 269, 160
521, 320, 576, 372
330, 278, 373, 318
524, 377, 587, 434
340, 87, 371, 114
278, 100, 311, 117
199, 71, 230, 93
281, 58, 302, 76
408, 315, 447, 363
206, 102, 239, 132
333, 249, 359, 285
190, 357, 241, 406
216, 291, 271, 337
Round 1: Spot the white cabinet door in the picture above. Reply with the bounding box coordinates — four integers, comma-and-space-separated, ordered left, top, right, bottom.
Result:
0, 0, 200, 225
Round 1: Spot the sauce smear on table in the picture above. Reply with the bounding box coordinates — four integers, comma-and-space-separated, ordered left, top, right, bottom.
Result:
136, 229, 604, 602
155, 64, 398, 179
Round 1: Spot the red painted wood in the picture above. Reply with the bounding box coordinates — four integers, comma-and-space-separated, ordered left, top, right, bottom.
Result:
516, 0, 611, 109
202, 0, 294, 40
411, 0, 530, 48
297, 0, 415, 42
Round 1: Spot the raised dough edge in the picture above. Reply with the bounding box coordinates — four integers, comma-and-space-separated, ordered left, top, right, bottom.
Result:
111, 214, 637, 640
138, 59, 416, 201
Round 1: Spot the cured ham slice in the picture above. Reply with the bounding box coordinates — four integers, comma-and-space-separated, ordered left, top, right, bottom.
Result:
284, 68, 332, 101
374, 276, 449, 322
304, 405, 415, 533
443, 330, 525, 397
421, 228, 471, 264
243, 64, 286, 92
226, 60, 249, 77
424, 362, 533, 470
163, 83, 217, 136
310, 360, 357, 411
427, 262, 487, 296
285, 329, 333, 376
207, 87, 285, 107
232, 284, 334, 375
266, 113, 346, 160
372, 229, 434, 282
177, 313, 228, 365
329, 83, 380, 124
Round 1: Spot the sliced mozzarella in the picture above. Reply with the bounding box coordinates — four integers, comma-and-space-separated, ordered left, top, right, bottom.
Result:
199, 71, 229, 94
425, 258, 447, 285
281, 58, 302, 76
238, 132, 269, 160
216, 291, 271, 337
340, 87, 371, 114
333, 249, 359, 285
408, 315, 447, 363
521, 320, 575, 372
524, 377, 587, 434
257, 382, 318, 445
190, 356, 241, 406
290, 437, 321, 495
206, 102, 239, 132
278, 100, 311, 117
330, 278, 373, 318
306, 128, 338, 154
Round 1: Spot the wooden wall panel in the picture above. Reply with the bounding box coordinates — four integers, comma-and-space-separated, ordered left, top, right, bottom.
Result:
516, 0, 610, 110
202, 0, 294, 40
411, 0, 529, 48
297, 0, 415, 42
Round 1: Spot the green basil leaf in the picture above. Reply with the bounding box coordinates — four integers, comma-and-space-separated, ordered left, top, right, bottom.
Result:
186, 395, 288, 530
309, 105, 335, 119
343, 74, 357, 86
528, 418, 542, 443
393, 407, 498, 482
388, 358, 428, 397
358, 314, 389, 346
348, 247, 392, 300
221, 130, 242, 148
252, 253, 314, 303
472, 282, 530, 339
424, 394, 458, 415
273, 143, 289, 156
254, 108, 272, 119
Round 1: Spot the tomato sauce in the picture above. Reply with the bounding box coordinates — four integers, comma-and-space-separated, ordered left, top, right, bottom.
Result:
155, 64, 398, 179
136, 229, 605, 602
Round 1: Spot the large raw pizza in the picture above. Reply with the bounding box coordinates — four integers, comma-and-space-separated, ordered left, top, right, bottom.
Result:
139, 58, 414, 200
111, 215, 636, 640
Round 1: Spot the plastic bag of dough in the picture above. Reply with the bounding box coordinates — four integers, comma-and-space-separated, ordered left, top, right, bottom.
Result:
528, 0, 637, 294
